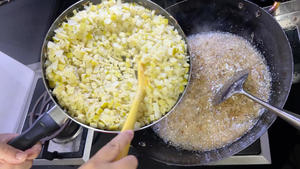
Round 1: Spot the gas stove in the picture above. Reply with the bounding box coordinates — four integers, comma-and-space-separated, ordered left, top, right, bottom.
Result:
3, 0, 299, 168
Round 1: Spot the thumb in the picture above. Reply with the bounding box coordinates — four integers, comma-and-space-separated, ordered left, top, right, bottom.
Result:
93, 130, 134, 162
0, 134, 27, 164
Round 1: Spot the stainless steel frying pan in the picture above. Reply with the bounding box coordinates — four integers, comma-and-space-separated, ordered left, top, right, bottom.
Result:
7, 0, 191, 151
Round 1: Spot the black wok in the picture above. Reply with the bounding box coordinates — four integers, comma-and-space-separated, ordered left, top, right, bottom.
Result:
131, 0, 294, 165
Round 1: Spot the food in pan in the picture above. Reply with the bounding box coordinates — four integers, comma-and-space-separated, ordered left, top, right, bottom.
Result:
45, 0, 189, 130
154, 32, 271, 151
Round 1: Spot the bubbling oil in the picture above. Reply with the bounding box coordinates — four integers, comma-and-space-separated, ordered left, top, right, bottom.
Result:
154, 32, 272, 151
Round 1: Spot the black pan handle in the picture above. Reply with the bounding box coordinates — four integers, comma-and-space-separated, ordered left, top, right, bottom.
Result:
8, 106, 66, 151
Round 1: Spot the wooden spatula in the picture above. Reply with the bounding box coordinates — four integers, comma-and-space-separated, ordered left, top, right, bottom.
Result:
116, 61, 147, 160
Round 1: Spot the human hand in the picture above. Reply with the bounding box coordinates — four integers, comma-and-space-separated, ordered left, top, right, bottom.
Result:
80, 130, 138, 169
0, 133, 42, 169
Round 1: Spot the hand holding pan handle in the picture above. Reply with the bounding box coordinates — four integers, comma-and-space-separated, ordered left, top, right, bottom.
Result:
8, 106, 67, 151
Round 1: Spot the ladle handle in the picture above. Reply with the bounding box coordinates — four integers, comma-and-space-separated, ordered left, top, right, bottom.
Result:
242, 91, 300, 130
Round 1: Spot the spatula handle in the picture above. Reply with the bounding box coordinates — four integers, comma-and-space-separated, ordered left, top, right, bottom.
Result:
115, 90, 145, 160
242, 91, 300, 130
116, 62, 146, 160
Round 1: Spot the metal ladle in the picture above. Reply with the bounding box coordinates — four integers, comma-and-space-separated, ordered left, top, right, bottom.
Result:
213, 70, 300, 130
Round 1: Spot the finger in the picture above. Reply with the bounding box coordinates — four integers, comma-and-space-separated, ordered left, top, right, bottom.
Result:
20, 160, 33, 169
24, 143, 42, 160
0, 143, 27, 164
79, 162, 109, 169
111, 155, 138, 169
93, 130, 134, 162
0, 160, 33, 169
0, 134, 19, 143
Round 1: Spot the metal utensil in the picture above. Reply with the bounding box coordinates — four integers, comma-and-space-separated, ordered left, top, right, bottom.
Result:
213, 70, 300, 130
